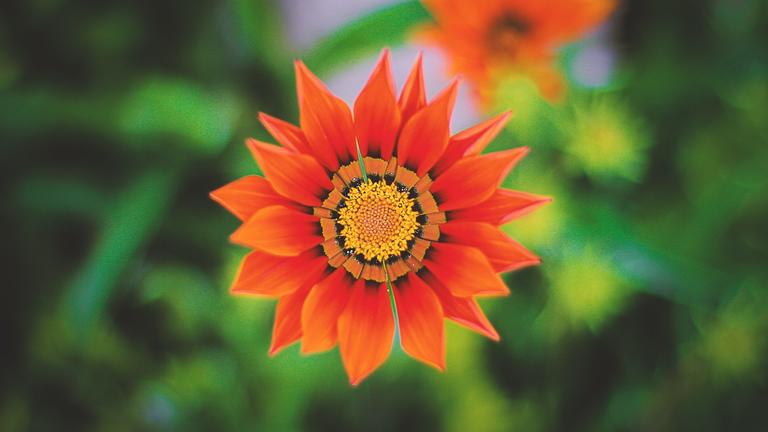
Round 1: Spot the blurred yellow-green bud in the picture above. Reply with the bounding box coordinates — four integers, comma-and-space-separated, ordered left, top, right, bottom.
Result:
562, 94, 650, 182
547, 245, 630, 331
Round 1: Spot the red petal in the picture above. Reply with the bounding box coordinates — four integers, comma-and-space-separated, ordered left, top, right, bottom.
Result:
301, 267, 354, 354
247, 139, 332, 207
269, 282, 312, 356
354, 49, 401, 160
338, 281, 394, 385
231, 249, 327, 297
394, 273, 446, 371
398, 52, 426, 127
210, 175, 301, 221
295, 60, 355, 170
430, 147, 528, 211
420, 270, 499, 341
396, 80, 457, 176
230, 205, 321, 256
449, 188, 552, 225
431, 111, 512, 177
423, 242, 509, 297
440, 221, 540, 272
258, 112, 313, 154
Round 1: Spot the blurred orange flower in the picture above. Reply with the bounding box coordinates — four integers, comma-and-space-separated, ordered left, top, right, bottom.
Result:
419, 0, 616, 103
211, 50, 549, 385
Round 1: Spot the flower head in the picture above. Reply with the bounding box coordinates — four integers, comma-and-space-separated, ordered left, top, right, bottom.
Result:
419, 0, 617, 103
211, 50, 549, 385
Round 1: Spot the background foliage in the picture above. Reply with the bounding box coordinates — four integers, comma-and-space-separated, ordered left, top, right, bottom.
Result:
2, 0, 767, 430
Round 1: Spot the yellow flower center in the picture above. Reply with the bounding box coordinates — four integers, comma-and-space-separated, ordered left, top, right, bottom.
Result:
337, 181, 420, 263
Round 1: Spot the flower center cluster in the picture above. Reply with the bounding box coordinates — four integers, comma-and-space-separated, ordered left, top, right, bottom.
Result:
489, 14, 530, 55
317, 157, 442, 282
337, 181, 419, 263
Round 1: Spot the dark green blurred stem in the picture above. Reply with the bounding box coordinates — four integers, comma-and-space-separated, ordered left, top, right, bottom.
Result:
65, 165, 180, 339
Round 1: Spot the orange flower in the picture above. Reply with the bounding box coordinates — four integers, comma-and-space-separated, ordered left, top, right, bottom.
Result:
419, 0, 616, 103
211, 50, 549, 385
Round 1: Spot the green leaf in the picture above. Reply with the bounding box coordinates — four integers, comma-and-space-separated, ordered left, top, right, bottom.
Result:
302, 1, 431, 76
119, 78, 241, 155
65, 166, 180, 338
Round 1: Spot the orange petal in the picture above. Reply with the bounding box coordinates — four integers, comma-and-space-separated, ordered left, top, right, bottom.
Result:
396, 80, 457, 176
269, 282, 312, 356
534, 0, 617, 45
430, 147, 528, 211
398, 52, 426, 127
394, 273, 446, 371
231, 249, 327, 297
449, 188, 552, 225
247, 139, 332, 207
301, 267, 354, 354
258, 112, 313, 154
354, 49, 401, 159
423, 242, 509, 297
440, 221, 540, 272
295, 60, 355, 170
431, 111, 512, 177
337, 280, 394, 385
420, 270, 499, 341
210, 175, 302, 221
230, 205, 321, 256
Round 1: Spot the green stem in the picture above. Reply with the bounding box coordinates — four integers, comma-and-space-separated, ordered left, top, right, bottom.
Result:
355, 140, 368, 182
355, 140, 397, 326
65, 165, 180, 339
382, 261, 399, 328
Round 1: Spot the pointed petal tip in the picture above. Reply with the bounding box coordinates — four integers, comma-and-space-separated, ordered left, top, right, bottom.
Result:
435, 78, 459, 103
267, 345, 281, 357
346, 370, 372, 387
499, 110, 514, 121
244, 137, 261, 151
525, 194, 554, 213
499, 257, 542, 273
409, 51, 425, 75
299, 344, 328, 356
298, 341, 335, 356
227, 231, 245, 247
426, 359, 447, 372
268, 336, 299, 357
256, 111, 277, 126
293, 60, 316, 85
474, 282, 511, 297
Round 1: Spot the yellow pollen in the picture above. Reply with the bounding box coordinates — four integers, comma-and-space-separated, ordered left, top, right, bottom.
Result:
337, 181, 420, 262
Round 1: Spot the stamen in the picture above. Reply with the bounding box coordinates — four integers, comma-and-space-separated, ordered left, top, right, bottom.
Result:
336, 181, 420, 263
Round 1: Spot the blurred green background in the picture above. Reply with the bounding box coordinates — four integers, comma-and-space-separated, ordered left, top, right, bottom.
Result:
2, 0, 767, 430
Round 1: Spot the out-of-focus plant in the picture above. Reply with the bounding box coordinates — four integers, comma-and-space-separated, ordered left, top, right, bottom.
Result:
561, 93, 650, 182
